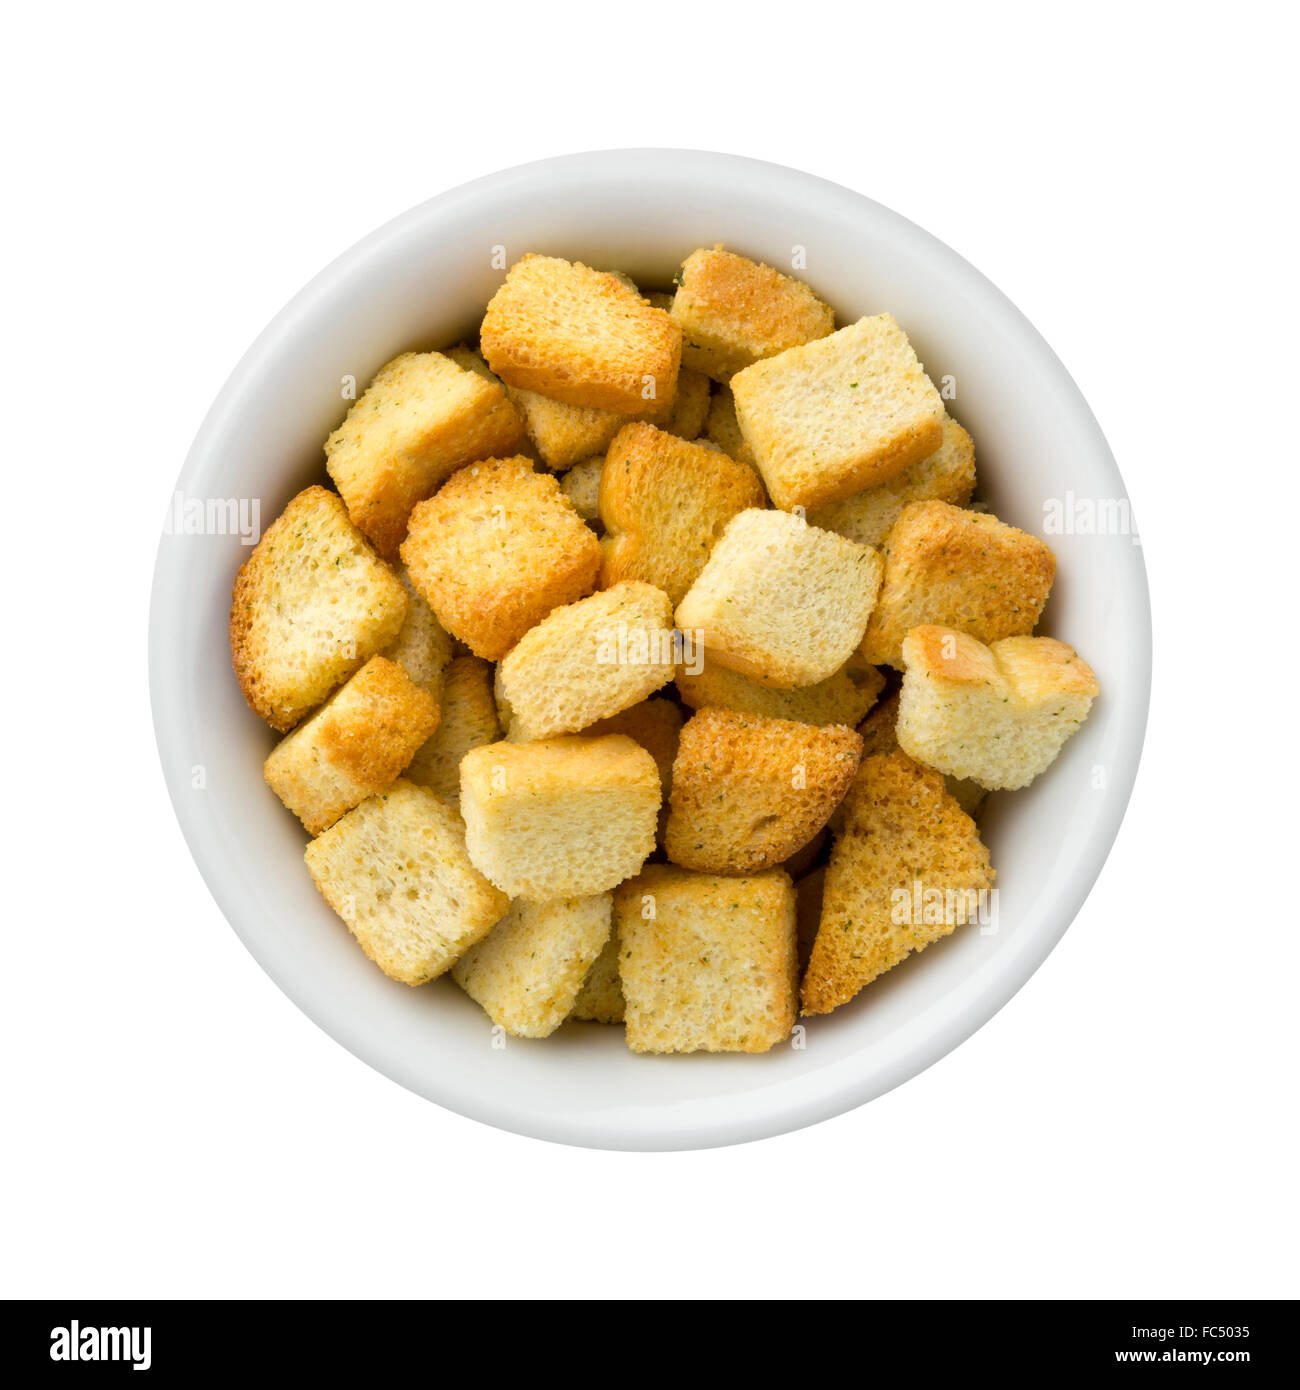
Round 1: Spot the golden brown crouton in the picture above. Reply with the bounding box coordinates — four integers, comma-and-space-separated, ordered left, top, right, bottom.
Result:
676, 655, 884, 727
401, 655, 500, 807
383, 564, 453, 695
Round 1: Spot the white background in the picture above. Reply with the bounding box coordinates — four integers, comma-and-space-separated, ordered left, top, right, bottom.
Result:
3, 2, 1295, 1300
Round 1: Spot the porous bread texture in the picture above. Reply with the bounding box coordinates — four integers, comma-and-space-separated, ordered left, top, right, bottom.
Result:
325, 350, 523, 559
704, 385, 757, 465
676, 655, 884, 727
480, 254, 682, 414
230, 485, 407, 731
264, 655, 440, 834
453, 895, 614, 1038
778, 828, 828, 882
598, 421, 766, 606
897, 625, 1099, 790
586, 696, 684, 843
400, 456, 601, 660
560, 455, 604, 526
403, 655, 500, 807
670, 244, 836, 381
383, 564, 453, 695
808, 416, 976, 549
460, 735, 660, 901
730, 313, 946, 511
304, 780, 508, 985
801, 752, 995, 1016
861, 499, 1057, 667
617, 864, 797, 1053
493, 581, 676, 741
568, 924, 625, 1023
675, 508, 883, 688
664, 709, 862, 875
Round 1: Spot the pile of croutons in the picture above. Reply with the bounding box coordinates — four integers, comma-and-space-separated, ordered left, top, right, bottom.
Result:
231, 245, 1098, 1053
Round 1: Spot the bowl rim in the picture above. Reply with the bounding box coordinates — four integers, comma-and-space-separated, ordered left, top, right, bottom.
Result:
149, 149, 1152, 1150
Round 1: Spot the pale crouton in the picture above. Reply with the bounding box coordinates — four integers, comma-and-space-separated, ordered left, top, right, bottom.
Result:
460, 735, 660, 900
383, 564, 453, 694
861, 500, 1056, 667
670, 245, 835, 382
325, 350, 523, 558
730, 314, 946, 511
403, 655, 500, 806
898, 626, 1099, 790
230, 486, 408, 731
400, 456, 601, 660
304, 780, 508, 985
568, 927, 625, 1023
480, 254, 682, 414
598, 422, 766, 605
704, 385, 757, 465
808, 416, 976, 549
586, 695, 684, 843
493, 581, 676, 741
560, 455, 604, 526
675, 509, 883, 688
677, 655, 884, 727
453, 895, 613, 1038
665, 709, 862, 874
504, 388, 626, 472
264, 656, 440, 834
617, 865, 797, 1053
652, 366, 712, 440
801, 753, 995, 1015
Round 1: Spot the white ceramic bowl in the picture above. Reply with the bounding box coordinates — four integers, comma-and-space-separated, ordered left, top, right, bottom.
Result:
150, 150, 1150, 1150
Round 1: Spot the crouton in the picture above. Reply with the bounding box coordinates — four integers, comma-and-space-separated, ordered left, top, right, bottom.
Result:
493, 581, 676, 741
230, 486, 408, 731
264, 656, 440, 834
560, 455, 604, 526
504, 388, 627, 472
808, 416, 976, 549
403, 655, 500, 806
586, 695, 684, 843
400, 456, 601, 660
861, 500, 1056, 667
898, 625, 1099, 790
453, 895, 613, 1038
652, 366, 711, 440
304, 780, 508, 985
383, 564, 453, 695
801, 753, 995, 1015
665, 709, 862, 874
675, 509, 883, 688
480, 254, 682, 414
460, 735, 660, 900
617, 864, 797, 1053
324, 350, 523, 558
677, 654, 884, 727
704, 385, 756, 465
730, 314, 946, 511
568, 927, 625, 1023
598, 422, 766, 606
670, 245, 835, 382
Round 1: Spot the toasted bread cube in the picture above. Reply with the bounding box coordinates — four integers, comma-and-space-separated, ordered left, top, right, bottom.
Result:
505, 387, 627, 472
652, 365, 711, 440
675, 509, 883, 688
453, 895, 614, 1038
808, 416, 976, 549
403, 655, 500, 807
677, 655, 884, 727
480, 255, 681, 414
861, 500, 1056, 667
568, 926, 625, 1023
617, 865, 797, 1053
704, 385, 757, 465
264, 656, 440, 834
730, 314, 945, 511
493, 581, 676, 741
801, 753, 995, 1015
670, 245, 835, 382
400, 456, 601, 660
230, 486, 408, 731
383, 564, 453, 695
586, 695, 684, 844
598, 422, 766, 606
664, 709, 862, 875
460, 735, 660, 900
898, 626, 1099, 790
560, 455, 604, 526
304, 780, 508, 984
325, 351, 523, 559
